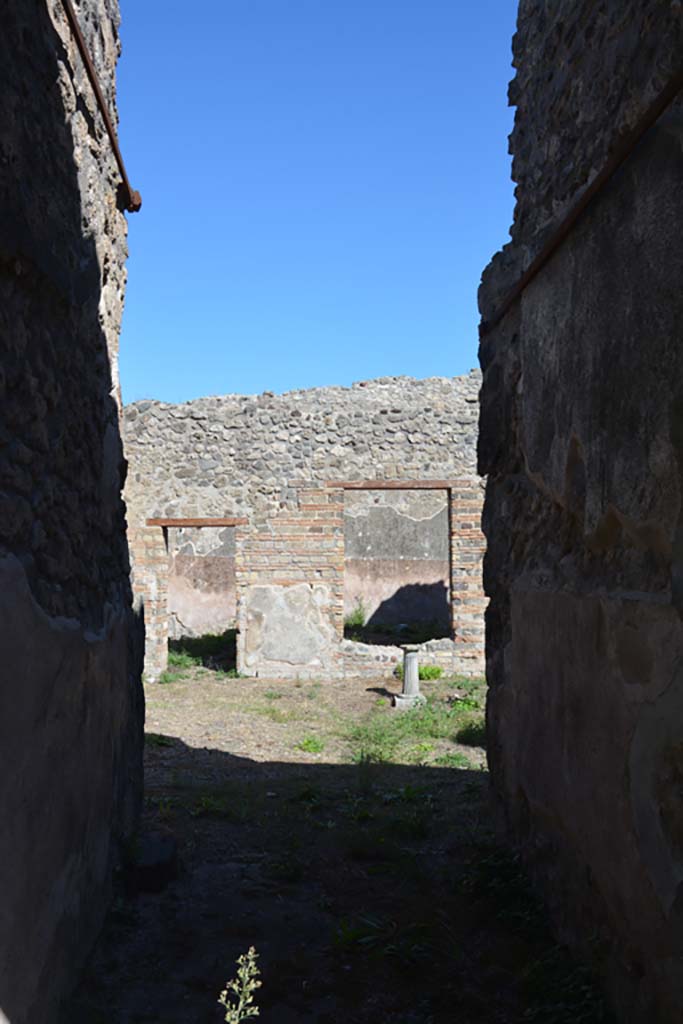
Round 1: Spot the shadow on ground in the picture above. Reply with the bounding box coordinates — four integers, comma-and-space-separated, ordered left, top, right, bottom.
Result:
62, 738, 614, 1024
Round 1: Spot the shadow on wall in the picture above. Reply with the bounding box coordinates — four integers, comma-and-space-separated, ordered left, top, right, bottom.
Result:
367, 582, 450, 633
0, 5, 144, 1022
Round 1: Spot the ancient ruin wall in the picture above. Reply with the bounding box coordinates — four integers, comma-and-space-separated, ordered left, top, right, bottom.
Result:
123, 373, 483, 677
0, 4, 143, 1021
479, 3, 683, 1020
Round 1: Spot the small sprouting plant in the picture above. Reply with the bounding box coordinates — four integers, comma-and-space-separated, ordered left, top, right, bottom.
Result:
157, 670, 179, 685
219, 667, 243, 679
344, 597, 366, 630
297, 735, 325, 754
156, 797, 175, 821
191, 794, 230, 818
434, 751, 472, 769
394, 663, 443, 681
167, 649, 201, 670
419, 664, 443, 680
218, 946, 262, 1022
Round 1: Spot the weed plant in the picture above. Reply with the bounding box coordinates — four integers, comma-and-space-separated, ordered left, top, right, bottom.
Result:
394, 663, 443, 681
344, 597, 367, 630
145, 733, 173, 748
168, 629, 238, 674
455, 719, 487, 746
218, 946, 261, 1023
296, 736, 325, 754
347, 697, 486, 764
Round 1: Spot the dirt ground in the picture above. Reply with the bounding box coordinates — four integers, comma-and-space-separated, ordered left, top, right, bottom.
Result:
63, 667, 613, 1024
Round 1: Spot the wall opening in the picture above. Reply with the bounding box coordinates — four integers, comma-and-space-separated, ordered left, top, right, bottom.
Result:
167, 525, 236, 640
342, 487, 451, 647
141, 516, 247, 678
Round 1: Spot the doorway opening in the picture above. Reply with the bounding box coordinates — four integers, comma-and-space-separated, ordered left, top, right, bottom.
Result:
146, 516, 247, 675
343, 486, 450, 646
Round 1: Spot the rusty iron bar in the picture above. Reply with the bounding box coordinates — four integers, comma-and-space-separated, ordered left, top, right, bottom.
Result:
146, 518, 248, 527
480, 65, 683, 336
325, 479, 466, 490
57, 0, 141, 213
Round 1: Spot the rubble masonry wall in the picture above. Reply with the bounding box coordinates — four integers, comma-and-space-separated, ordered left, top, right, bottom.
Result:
123, 374, 486, 679
478, 3, 683, 1020
0, 4, 143, 1020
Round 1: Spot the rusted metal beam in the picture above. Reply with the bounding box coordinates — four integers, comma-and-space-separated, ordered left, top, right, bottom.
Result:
146, 518, 248, 528
480, 65, 683, 336
325, 479, 462, 490
58, 0, 142, 213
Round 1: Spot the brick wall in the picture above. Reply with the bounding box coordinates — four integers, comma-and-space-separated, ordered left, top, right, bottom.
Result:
449, 480, 487, 674
236, 486, 345, 678
233, 480, 486, 680
128, 526, 169, 680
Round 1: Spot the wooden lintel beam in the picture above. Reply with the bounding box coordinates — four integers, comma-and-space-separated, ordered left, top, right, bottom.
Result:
146, 517, 248, 528
325, 480, 459, 491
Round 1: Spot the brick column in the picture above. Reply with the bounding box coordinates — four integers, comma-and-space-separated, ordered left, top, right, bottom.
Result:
448, 481, 487, 675
128, 525, 169, 680
235, 484, 344, 678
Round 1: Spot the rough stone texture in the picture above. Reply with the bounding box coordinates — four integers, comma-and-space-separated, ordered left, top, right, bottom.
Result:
123, 375, 486, 679
124, 374, 481, 524
341, 636, 461, 680
241, 583, 339, 677
235, 481, 485, 680
0, 3, 143, 1021
479, 2, 683, 1020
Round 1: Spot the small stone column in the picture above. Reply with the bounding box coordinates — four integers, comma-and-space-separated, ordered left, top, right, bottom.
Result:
393, 645, 426, 709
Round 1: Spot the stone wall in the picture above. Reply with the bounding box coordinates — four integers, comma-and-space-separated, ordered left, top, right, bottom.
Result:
123, 374, 485, 679
479, 2, 683, 1020
0, 3, 143, 1021
234, 479, 485, 680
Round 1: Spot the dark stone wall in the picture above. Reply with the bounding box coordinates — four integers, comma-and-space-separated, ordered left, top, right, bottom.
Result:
0, 3, 143, 1021
479, 3, 683, 1021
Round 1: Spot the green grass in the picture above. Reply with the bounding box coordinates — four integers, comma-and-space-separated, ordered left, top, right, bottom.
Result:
248, 704, 300, 724
434, 751, 472, 768
344, 598, 367, 630
347, 697, 486, 764
189, 792, 248, 823
168, 629, 238, 673
455, 718, 487, 747
167, 649, 202, 670
157, 669, 181, 684
457, 842, 612, 1022
296, 736, 325, 754
395, 663, 443, 681
145, 733, 173, 748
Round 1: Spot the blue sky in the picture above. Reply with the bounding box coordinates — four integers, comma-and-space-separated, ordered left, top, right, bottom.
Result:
117, 1, 517, 404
